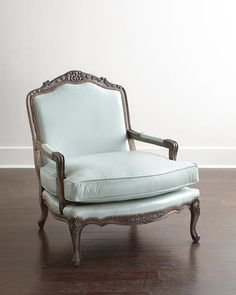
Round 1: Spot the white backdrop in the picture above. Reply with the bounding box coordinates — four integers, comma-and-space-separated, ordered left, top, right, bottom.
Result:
0, 0, 236, 166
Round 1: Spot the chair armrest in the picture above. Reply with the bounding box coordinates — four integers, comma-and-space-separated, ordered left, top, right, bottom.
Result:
41, 143, 54, 155
35, 140, 66, 214
127, 130, 178, 160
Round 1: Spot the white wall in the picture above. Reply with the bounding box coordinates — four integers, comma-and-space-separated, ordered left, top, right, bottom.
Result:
0, 0, 236, 167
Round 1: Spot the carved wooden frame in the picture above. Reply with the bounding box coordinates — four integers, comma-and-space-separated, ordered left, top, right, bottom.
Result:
27, 70, 200, 266
39, 197, 200, 265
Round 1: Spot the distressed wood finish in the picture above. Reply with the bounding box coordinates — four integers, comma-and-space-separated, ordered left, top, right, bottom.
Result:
2, 169, 236, 295
26, 70, 199, 265
127, 130, 179, 160
43, 197, 200, 265
189, 198, 200, 242
68, 219, 84, 265
38, 203, 48, 230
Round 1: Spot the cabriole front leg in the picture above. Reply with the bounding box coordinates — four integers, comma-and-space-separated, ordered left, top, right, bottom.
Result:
69, 219, 84, 266
189, 198, 200, 242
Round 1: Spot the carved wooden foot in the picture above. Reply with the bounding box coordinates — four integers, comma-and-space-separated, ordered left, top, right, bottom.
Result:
189, 198, 200, 242
69, 219, 84, 266
38, 204, 49, 230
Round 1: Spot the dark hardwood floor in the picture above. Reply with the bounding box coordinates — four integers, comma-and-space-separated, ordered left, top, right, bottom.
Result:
0, 169, 236, 295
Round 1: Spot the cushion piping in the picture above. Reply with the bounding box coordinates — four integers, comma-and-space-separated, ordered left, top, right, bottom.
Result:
60, 163, 197, 184
64, 181, 198, 202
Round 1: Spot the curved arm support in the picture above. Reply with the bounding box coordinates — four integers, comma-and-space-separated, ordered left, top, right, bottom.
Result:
35, 140, 67, 214
127, 130, 178, 160
163, 139, 179, 161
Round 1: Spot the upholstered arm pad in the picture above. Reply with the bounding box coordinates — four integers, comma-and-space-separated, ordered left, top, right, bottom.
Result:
35, 141, 64, 162
127, 130, 178, 160
41, 143, 54, 155
35, 140, 66, 213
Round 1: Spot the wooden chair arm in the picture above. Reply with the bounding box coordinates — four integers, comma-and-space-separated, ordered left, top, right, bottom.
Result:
127, 130, 178, 160
35, 140, 67, 214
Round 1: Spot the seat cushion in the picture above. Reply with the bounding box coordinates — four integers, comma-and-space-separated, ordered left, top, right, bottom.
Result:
40, 151, 199, 203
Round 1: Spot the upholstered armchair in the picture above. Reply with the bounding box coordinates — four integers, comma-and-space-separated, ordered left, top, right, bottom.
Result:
27, 70, 200, 266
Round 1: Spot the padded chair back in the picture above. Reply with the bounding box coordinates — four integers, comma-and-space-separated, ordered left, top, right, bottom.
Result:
27, 71, 131, 158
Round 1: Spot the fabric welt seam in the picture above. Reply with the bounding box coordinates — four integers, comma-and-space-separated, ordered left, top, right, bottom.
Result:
64, 165, 197, 184
65, 182, 198, 202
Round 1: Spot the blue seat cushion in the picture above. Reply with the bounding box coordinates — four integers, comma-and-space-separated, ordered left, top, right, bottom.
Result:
40, 151, 199, 203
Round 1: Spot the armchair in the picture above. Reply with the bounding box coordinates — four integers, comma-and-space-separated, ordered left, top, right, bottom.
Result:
27, 70, 200, 266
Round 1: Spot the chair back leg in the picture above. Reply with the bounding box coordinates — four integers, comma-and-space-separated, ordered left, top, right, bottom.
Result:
189, 198, 200, 242
38, 186, 49, 229
38, 204, 49, 230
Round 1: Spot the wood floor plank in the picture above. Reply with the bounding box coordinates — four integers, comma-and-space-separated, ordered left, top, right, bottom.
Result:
0, 169, 236, 294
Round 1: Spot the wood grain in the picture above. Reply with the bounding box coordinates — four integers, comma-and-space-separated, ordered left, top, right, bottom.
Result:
0, 169, 236, 294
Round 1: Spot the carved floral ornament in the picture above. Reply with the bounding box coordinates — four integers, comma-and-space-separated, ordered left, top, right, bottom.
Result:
48, 198, 199, 228
28, 70, 123, 99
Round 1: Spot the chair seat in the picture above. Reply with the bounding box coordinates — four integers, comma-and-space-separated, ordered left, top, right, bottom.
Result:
40, 151, 199, 203
43, 187, 200, 219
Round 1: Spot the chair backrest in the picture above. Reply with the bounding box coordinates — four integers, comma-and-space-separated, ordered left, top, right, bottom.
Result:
27, 71, 133, 158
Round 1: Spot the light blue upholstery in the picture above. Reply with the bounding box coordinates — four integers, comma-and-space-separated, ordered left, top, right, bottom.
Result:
34, 83, 129, 158
40, 151, 198, 203
43, 187, 199, 218
28, 71, 201, 265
